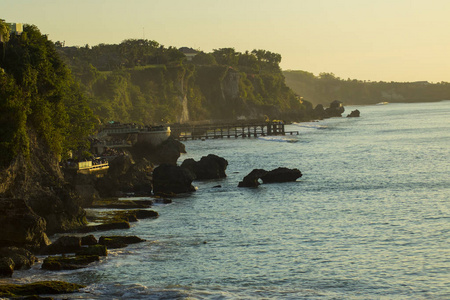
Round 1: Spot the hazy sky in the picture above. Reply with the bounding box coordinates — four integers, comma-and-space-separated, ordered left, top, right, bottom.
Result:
3, 0, 450, 82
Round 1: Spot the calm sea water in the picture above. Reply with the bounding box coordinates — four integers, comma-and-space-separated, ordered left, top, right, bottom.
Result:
5, 101, 450, 299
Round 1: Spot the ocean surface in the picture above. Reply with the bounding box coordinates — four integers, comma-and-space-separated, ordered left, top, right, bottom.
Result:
3, 101, 450, 299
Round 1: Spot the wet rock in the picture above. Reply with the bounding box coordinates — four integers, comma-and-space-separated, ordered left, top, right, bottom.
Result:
41, 236, 82, 255
134, 210, 159, 219
75, 221, 130, 233
181, 154, 228, 180
260, 167, 302, 183
76, 245, 107, 257
0, 198, 50, 251
152, 164, 196, 194
238, 169, 268, 188
88, 198, 153, 209
99, 236, 145, 249
41, 255, 99, 270
347, 109, 360, 117
81, 235, 98, 246
0, 281, 85, 298
0, 247, 37, 270
0, 257, 14, 277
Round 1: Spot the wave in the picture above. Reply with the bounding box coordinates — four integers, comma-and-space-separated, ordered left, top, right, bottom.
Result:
258, 136, 299, 143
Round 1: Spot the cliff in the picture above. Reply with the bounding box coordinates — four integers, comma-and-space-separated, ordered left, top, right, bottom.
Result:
0, 22, 94, 248
57, 43, 316, 125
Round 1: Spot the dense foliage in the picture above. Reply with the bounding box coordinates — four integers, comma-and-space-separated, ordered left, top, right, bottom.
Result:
284, 70, 450, 105
0, 22, 95, 166
56, 41, 307, 124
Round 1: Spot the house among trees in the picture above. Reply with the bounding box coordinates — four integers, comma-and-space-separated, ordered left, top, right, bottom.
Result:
179, 47, 198, 61
0, 20, 23, 43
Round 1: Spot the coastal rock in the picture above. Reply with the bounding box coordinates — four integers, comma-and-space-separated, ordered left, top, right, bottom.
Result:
131, 136, 186, 166
0, 281, 85, 298
41, 236, 82, 255
76, 245, 107, 257
0, 247, 37, 270
238, 169, 268, 188
99, 236, 145, 249
325, 100, 345, 117
42, 255, 100, 270
95, 156, 153, 198
75, 221, 131, 233
181, 154, 228, 180
347, 109, 360, 117
81, 235, 98, 246
152, 164, 196, 194
260, 167, 302, 183
0, 198, 50, 251
0, 257, 14, 277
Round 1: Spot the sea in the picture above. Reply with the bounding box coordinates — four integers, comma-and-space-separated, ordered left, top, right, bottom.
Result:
2, 101, 449, 299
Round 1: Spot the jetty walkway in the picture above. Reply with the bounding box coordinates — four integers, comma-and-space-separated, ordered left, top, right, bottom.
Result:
171, 122, 298, 141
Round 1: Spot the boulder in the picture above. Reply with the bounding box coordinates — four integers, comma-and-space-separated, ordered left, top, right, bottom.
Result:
0, 247, 37, 270
347, 109, 360, 117
152, 164, 196, 194
260, 167, 302, 183
95, 156, 153, 198
81, 235, 98, 246
41, 236, 82, 255
99, 236, 145, 249
181, 154, 228, 180
0, 281, 85, 298
76, 245, 107, 257
41, 255, 100, 270
238, 169, 268, 188
0, 257, 14, 277
0, 198, 50, 251
325, 100, 345, 117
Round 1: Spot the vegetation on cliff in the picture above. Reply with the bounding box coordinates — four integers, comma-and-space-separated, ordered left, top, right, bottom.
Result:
0, 20, 95, 235
57, 41, 310, 124
284, 70, 450, 105
0, 21, 96, 167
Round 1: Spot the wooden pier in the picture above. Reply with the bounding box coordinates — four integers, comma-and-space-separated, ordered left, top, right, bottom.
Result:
171, 122, 298, 141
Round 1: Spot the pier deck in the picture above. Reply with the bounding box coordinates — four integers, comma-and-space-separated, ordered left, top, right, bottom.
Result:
172, 122, 298, 141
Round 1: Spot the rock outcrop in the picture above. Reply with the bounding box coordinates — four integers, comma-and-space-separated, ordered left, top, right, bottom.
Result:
325, 100, 345, 117
0, 198, 50, 251
152, 164, 196, 194
260, 167, 302, 183
238, 169, 268, 188
96, 156, 153, 198
239, 167, 302, 188
347, 109, 360, 117
181, 154, 228, 180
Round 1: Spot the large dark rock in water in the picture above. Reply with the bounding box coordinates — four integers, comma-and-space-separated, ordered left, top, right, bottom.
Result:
260, 167, 302, 183
0, 198, 50, 251
238, 169, 268, 188
239, 167, 302, 187
152, 164, 196, 194
181, 154, 228, 180
325, 100, 345, 117
347, 109, 360, 117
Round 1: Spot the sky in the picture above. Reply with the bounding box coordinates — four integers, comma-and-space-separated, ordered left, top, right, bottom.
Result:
3, 0, 450, 82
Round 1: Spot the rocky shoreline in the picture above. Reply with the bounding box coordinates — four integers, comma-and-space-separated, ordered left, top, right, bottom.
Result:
0, 101, 350, 298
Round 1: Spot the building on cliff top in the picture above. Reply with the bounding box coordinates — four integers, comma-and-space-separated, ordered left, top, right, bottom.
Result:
179, 47, 199, 61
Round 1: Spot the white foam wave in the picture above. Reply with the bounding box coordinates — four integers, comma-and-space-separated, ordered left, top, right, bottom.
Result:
258, 136, 299, 143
